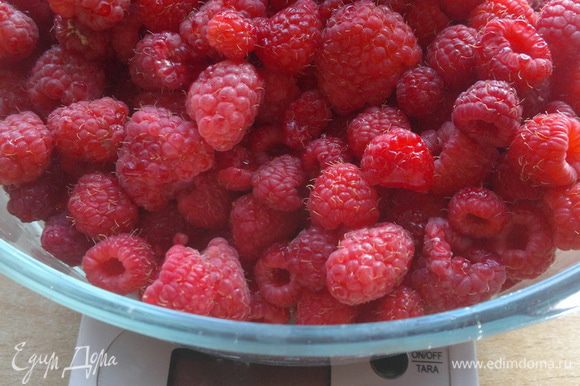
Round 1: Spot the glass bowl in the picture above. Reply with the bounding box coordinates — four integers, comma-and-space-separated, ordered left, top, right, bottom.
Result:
0, 190, 578, 364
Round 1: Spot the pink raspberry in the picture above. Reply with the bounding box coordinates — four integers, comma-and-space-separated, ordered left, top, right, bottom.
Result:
358, 286, 425, 322
316, 0, 421, 113
296, 289, 359, 325
179, 0, 225, 58
308, 163, 379, 231
469, 0, 537, 30
83, 234, 156, 295
256, 69, 300, 124
253, 243, 300, 307
249, 290, 290, 324
283, 90, 332, 150
138, 203, 194, 258
0, 69, 31, 119
404, 0, 450, 47
177, 173, 232, 229
0, 111, 53, 185
207, 10, 256, 60
74, 0, 130, 31
301, 136, 351, 178
136, 0, 198, 32
54, 16, 111, 60
41, 212, 93, 266
111, 5, 142, 63
543, 182, 580, 250
491, 155, 545, 201
448, 187, 508, 238
537, 0, 580, 65
326, 222, 414, 305
132, 90, 187, 118
0, 1, 38, 61
396, 66, 446, 119
186, 60, 264, 151
440, 0, 483, 20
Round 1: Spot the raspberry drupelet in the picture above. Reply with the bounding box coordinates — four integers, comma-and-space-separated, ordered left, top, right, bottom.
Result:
282, 90, 332, 150
543, 182, 580, 250
214, 145, 256, 191
358, 286, 425, 322
396, 66, 445, 119
252, 155, 306, 212
136, 0, 198, 33
41, 212, 93, 266
254, 243, 300, 307
469, 0, 537, 30
301, 136, 351, 178
0, 1, 39, 61
74, 0, 131, 31
296, 289, 359, 325
54, 16, 112, 61
177, 173, 232, 229
206, 10, 256, 60
448, 187, 508, 238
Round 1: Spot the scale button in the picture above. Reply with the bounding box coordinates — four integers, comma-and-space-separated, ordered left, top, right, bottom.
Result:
370, 354, 409, 379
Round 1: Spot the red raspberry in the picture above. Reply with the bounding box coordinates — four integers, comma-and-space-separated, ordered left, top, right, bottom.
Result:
254, 243, 300, 307
47, 97, 128, 164
252, 155, 306, 212
283, 90, 332, 150
319, 0, 355, 24
347, 106, 412, 158
207, 10, 256, 60
476, 18, 553, 92
507, 113, 579, 187
177, 173, 232, 229
326, 223, 414, 305
0, 111, 53, 185
552, 62, 580, 115
452, 80, 522, 148
491, 204, 555, 279
111, 5, 142, 63
132, 90, 187, 118
249, 290, 290, 323
296, 289, 359, 325
138, 203, 193, 258
301, 136, 351, 178
0, 1, 38, 61
491, 155, 545, 201
287, 226, 338, 291
136, 0, 198, 32
520, 79, 551, 118
47, 0, 75, 18
41, 212, 93, 266
420, 129, 442, 155
256, 69, 300, 124
83, 234, 156, 295
224, 0, 267, 17
545, 101, 578, 118
68, 173, 138, 238
405, 0, 450, 47
256, 0, 321, 74
396, 66, 445, 119
308, 163, 379, 231
0, 69, 31, 119
544, 182, 580, 250
215, 145, 256, 191
9, 0, 53, 34
440, 0, 483, 20
426, 25, 478, 90
316, 0, 421, 113
448, 187, 508, 238
186, 60, 264, 151
54, 16, 111, 61
179, 0, 225, 58
537, 0, 580, 65
27, 46, 106, 116
469, 0, 538, 30
361, 129, 435, 192
230, 193, 301, 260
74, 0, 130, 31
129, 32, 196, 91
358, 286, 424, 322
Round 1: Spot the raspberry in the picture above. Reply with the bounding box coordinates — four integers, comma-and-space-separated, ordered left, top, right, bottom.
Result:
138, 203, 193, 258
537, 0, 580, 65
491, 155, 545, 201
469, 0, 537, 30
545, 101, 578, 118
110, 4, 141, 63
230, 193, 301, 260
54, 16, 111, 61
47, 97, 128, 164
507, 113, 579, 187
253, 243, 300, 307
116, 106, 214, 211
177, 173, 232, 229
0, 111, 53, 185
347, 106, 412, 158
215, 145, 256, 191
68, 173, 138, 238
552, 62, 580, 114
287, 226, 338, 291
224, 0, 267, 17
0, 69, 31, 119
9, 0, 53, 34
186, 60, 264, 151
27, 46, 106, 116
74, 0, 130, 31
440, 0, 483, 20
207, 10, 256, 60
420, 129, 442, 155
179, 0, 225, 58
404, 0, 450, 47
41, 212, 93, 266
283, 90, 332, 150
520, 79, 551, 119
247, 125, 286, 156
316, 0, 421, 113
0, 1, 38, 61
396, 66, 446, 119
476, 18, 553, 92
132, 90, 187, 118
361, 129, 435, 192
256, 0, 321, 74
136, 0, 198, 32
47, 0, 75, 18
448, 187, 508, 238
491, 204, 555, 279
256, 69, 300, 124
326, 223, 414, 305
252, 155, 306, 212
544, 182, 580, 250
426, 25, 478, 90
452, 80, 522, 148
296, 289, 359, 325
358, 286, 424, 322
301, 136, 351, 178
83, 234, 156, 295
129, 32, 196, 91
308, 163, 379, 231
249, 290, 290, 323
319, 0, 355, 23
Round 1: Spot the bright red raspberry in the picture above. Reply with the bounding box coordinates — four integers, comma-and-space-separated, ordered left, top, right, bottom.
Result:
207, 10, 256, 60
256, 69, 300, 124
132, 90, 187, 118
507, 113, 579, 187
283, 90, 332, 150
0, 69, 31, 119
491, 204, 555, 279
405, 0, 450, 47
54, 16, 111, 60
83, 234, 156, 294
545, 101, 578, 118
0, 1, 38, 61
316, 0, 422, 113
215, 145, 256, 191
177, 173, 232, 229
138, 203, 194, 258
111, 5, 141, 63
358, 286, 424, 322
68, 173, 138, 238
544, 182, 580, 250
301, 136, 351, 178
0, 111, 53, 185
452, 80, 522, 147
347, 106, 412, 158
27, 47, 106, 116
440, 0, 482, 20
249, 290, 290, 324
116, 107, 214, 211
491, 155, 545, 201
448, 187, 508, 238
296, 289, 359, 325
326, 223, 414, 305
74, 0, 130, 31
230, 193, 302, 260
537, 0, 580, 65
476, 18, 552, 92
179, 0, 225, 58
426, 25, 478, 90
47, 97, 128, 164
361, 129, 434, 192
254, 243, 300, 307
469, 0, 538, 30
308, 163, 379, 231
41, 212, 93, 266
396, 66, 445, 119
186, 60, 264, 151
136, 0, 198, 32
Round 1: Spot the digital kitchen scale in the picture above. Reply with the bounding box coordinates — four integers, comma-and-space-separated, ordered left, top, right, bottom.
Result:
68, 316, 479, 386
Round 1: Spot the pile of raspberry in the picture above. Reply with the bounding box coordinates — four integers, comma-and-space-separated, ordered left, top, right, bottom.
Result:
0, 0, 578, 325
